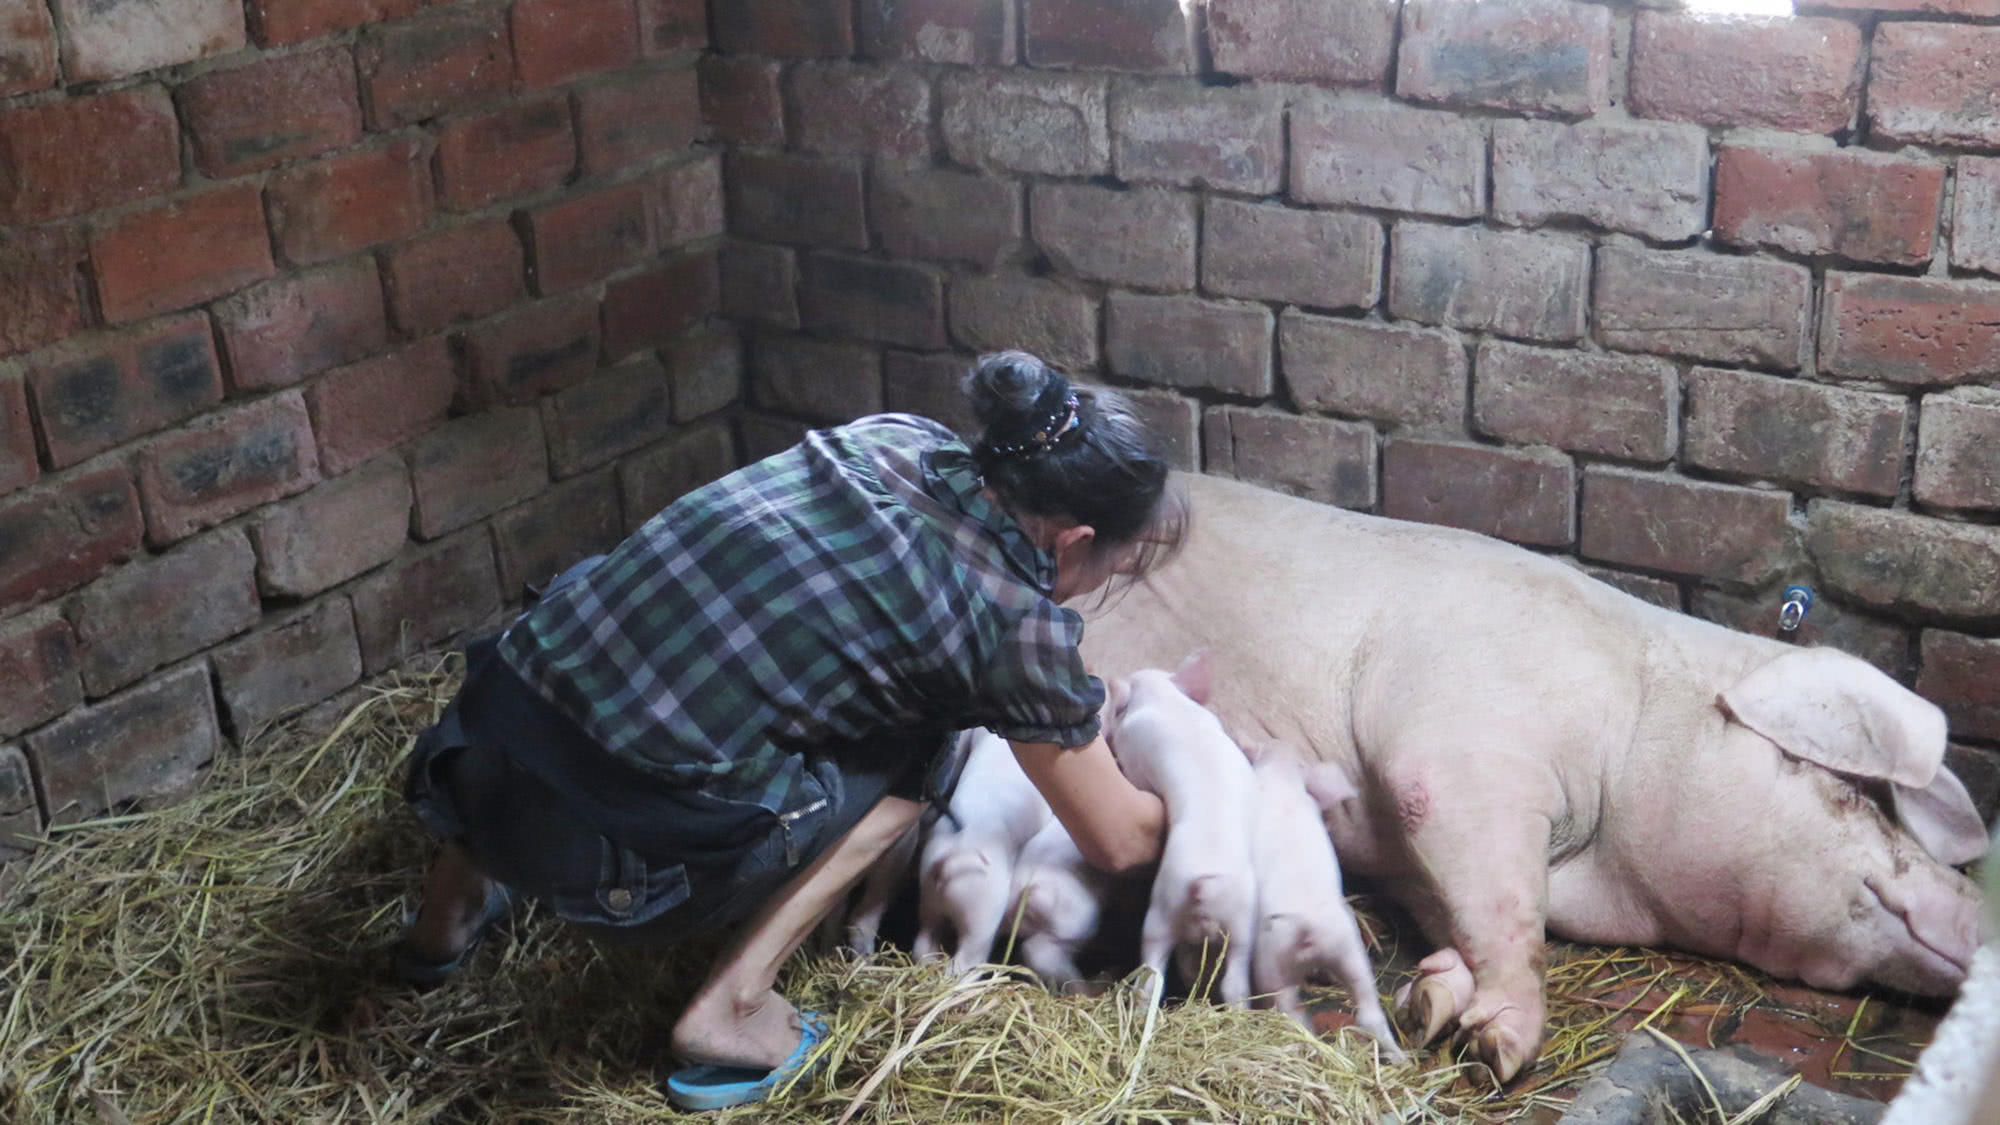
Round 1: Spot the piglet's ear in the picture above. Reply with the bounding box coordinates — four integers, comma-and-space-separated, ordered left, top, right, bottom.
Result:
1892, 766, 1990, 867
1718, 647, 1944, 790
1302, 762, 1359, 810
1172, 650, 1213, 706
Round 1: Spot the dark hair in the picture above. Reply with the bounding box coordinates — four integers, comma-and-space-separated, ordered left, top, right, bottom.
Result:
963, 351, 1186, 584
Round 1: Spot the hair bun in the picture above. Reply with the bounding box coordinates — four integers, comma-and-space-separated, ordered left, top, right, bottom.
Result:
963, 351, 1069, 435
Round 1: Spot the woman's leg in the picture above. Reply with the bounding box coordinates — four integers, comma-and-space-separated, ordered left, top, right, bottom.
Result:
403, 840, 499, 962
670, 795, 924, 1069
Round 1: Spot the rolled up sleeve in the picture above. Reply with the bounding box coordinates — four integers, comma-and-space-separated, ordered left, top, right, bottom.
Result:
975, 601, 1104, 749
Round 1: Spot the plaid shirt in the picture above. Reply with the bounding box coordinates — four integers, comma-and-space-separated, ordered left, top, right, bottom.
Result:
496, 414, 1104, 812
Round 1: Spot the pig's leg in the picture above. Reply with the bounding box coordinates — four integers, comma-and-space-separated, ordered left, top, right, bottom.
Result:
1395, 947, 1473, 1044
1324, 912, 1407, 1062
945, 868, 1012, 976
843, 823, 919, 955
1019, 933, 1084, 992
1138, 897, 1175, 1000
1218, 916, 1255, 1008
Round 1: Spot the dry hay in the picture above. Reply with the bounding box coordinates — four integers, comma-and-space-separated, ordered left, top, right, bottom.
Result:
0, 658, 1899, 1123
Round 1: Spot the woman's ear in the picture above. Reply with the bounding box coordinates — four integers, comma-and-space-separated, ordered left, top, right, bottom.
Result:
1051, 524, 1096, 556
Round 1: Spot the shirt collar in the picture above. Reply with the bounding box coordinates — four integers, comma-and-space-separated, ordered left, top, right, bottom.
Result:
922, 447, 1059, 592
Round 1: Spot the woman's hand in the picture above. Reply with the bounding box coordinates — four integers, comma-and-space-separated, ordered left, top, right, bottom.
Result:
1010, 735, 1165, 875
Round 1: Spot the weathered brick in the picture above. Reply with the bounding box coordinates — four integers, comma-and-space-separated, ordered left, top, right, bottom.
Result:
699, 55, 784, 147
1119, 387, 1198, 471
0, 0, 57, 96
858, 0, 1014, 64
178, 47, 361, 178
513, 0, 638, 88
1953, 157, 2000, 277
1206, 0, 1393, 86
1947, 744, 2000, 823
799, 254, 946, 350
947, 274, 1098, 372
1279, 312, 1467, 431
1581, 563, 1682, 612
638, 0, 703, 55
27, 312, 223, 469
1384, 439, 1575, 547
1106, 294, 1271, 397
750, 335, 882, 422
1915, 388, 2000, 512
409, 407, 548, 538
1388, 223, 1588, 343
1596, 246, 1811, 371
1398, 0, 1611, 116
305, 337, 457, 476
663, 329, 741, 421
1819, 273, 2000, 388
727, 152, 868, 249
1807, 0, 2000, 13
603, 249, 721, 360
212, 597, 361, 736
1920, 630, 2000, 741
883, 350, 978, 437
1869, 23, 2000, 148
1809, 500, 2000, 623
1202, 406, 1375, 509
355, 9, 511, 129
619, 424, 735, 530
1110, 82, 1281, 193
544, 357, 676, 476
0, 373, 33, 495
248, 456, 410, 597
55, 0, 243, 82
1684, 368, 1905, 498
0, 227, 88, 358
656, 155, 725, 248
871, 168, 1020, 267
1031, 183, 1195, 290
714, 0, 851, 56
739, 412, 812, 461
792, 62, 931, 163
576, 67, 701, 176
214, 262, 387, 394
462, 294, 601, 406
1023, 0, 1195, 74
92, 184, 275, 324
1581, 468, 1793, 584
349, 529, 501, 673
250, 0, 418, 46
492, 468, 626, 593
1692, 588, 1911, 681
1473, 340, 1675, 462
1201, 199, 1378, 312
1493, 119, 1708, 241
1629, 12, 1863, 133
720, 241, 799, 329
70, 528, 259, 695
1713, 146, 1941, 267
435, 96, 578, 212
524, 182, 654, 295
0, 743, 41, 855
268, 140, 432, 267
382, 220, 526, 336
29, 662, 219, 823
0, 607, 80, 738
0, 87, 179, 224
134, 391, 321, 544
0, 467, 143, 612
941, 70, 1110, 177
1289, 93, 1484, 219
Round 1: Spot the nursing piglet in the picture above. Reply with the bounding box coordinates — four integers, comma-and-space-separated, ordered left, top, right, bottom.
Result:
911, 728, 1053, 975
1008, 817, 1118, 992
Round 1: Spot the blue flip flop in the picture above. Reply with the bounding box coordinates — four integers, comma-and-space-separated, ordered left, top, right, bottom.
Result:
664, 1011, 831, 1111
391, 881, 514, 988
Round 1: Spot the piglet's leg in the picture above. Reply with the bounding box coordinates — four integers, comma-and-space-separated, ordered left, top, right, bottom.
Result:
1325, 912, 1408, 1063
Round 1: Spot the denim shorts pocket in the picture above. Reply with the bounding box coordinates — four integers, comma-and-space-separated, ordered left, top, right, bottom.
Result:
557, 835, 691, 928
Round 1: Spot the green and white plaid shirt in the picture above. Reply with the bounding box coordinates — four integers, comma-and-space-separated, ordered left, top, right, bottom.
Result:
497, 414, 1104, 812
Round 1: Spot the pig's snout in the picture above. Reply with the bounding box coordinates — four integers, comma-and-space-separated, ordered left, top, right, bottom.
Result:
1859, 869, 1981, 997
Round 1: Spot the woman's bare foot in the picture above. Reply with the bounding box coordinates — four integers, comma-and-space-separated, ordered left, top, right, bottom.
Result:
670, 986, 804, 1071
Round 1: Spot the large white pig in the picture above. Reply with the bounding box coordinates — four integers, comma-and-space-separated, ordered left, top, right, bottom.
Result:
1007, 817, 1119, 992
911, 728, 1053, 975
1081, 472, 1987, 1082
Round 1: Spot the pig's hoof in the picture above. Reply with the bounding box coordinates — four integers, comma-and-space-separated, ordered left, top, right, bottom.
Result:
1410, 977, 1460, 1046
1469, 1021, 1533, 1084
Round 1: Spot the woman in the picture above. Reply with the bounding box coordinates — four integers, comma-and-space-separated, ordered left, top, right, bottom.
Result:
395, 350, 1188, 1110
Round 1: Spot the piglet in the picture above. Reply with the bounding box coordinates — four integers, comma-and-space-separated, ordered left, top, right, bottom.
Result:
827, 820, 921, 956
911, 727, 1053, 975
1007, 817, 1120, 993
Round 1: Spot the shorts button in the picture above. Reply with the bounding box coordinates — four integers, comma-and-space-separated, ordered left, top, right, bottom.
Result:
605, 888, 634, 911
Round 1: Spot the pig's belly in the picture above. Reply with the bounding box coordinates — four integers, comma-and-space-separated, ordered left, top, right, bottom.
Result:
1545, 852, 1665, 948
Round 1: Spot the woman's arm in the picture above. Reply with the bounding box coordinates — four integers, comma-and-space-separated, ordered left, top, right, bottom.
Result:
1011, 734, 1165, 875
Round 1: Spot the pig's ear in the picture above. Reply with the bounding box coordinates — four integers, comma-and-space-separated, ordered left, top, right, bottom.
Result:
1172, 650, 1213, 706
1891, 766, 1990, 867
1302, 763, 1359, 810
1718, 647, 1945, 789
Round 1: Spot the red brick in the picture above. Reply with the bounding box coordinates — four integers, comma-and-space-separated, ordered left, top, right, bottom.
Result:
1023, 0, 1195, 74
1919, 631, 2000, 742
1111, 83, 1281, 194
0, 227, 88, 358
1201, 405, 1375, 509
1583, 564, 1681, 612
714, 0, 851, 56
883, 350, 978, 437
618, 425, 734, 530
462, 294, 601, 406
70, 528, 259, 694
799, 253, 946, 350
1714, 146, 1941, 267
1809, 0, 2000, 11
1629, 12, 1863, 133
1398, 0, 1611, 115
0, 373, 34, 495
355, 9, 511, 129
871, 168, 1020, 267
0, 0, 57, 96
663, 329, 740, 420
133, 390, 321, 544
1289, 93, 1484, 219
858, 0, 1013, 64
750, 335, 881, 422
576, 68, 700, 176
1473, 340, 1676, 463
544, 357, 675, 475
792, 62, 932, 163
947, 274, 1099, 372
1692, 588, 1911, 682
1683, 368, 1907, 498
655, 154, 724, 247
1596, 246, 1812, 371
1808, 500, 2000, 623
27, 313, 223, 469
0, 743, 39, 855
1384, 439, 1574, 548
1279, 311, 1467, 431
1819, 273, 2000, 388
720, 241, 799, 329
251, 0, 418, 46
0, 87, 179, 223
268, 140, 432, 267
59, 0, 243, 82
178, 47, 362, 178
1388, 223, 1588, 343
1207, 0, 1393, 87
1869, 23, 2000, 148
90, 184, 273, 324
940, 70, 1109, 177
1106, 293, 1271, 396
29, 663, 218, 822
1031, 183, 1195, 290
525, 183, 654, 295
1948, 743, 2000, 822
1581, 468, 1793, 584
348, 529, 501, 673
514, 0, 637, 88
0, 465, 143, 618
435, 96, 577, 212
1493, 119, 1708, 241
726, 152, 868, 249
1915, 388, 2000, 512
0, 608, 80, 738
492, 468, 625, 593
699, 55, 784, 146
1953, 157, 2000, 277
382, 220, 526, 335
211, 597, 361, 735
214, 262, 388, 394
603, 250, 720, 360
409, 406, 548, 538
248, 456, 410, 597
638, 0, 704, 55
1121, 387, 1198, 472
305, 337, 457, 476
